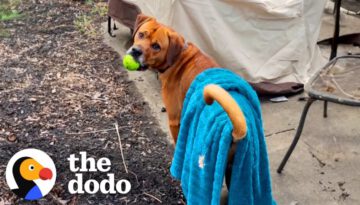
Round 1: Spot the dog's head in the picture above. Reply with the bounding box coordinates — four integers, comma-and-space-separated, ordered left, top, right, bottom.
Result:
126, 14, 185, 73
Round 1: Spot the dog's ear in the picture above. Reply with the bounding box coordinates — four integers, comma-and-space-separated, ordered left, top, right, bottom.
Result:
166, 32, 184, 66
132, 14, 153, 38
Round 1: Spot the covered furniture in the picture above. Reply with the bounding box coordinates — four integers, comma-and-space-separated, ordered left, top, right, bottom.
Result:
109, 0, 329, 95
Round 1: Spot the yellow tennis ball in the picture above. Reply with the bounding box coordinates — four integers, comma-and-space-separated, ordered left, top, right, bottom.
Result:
123, 54, 140, 71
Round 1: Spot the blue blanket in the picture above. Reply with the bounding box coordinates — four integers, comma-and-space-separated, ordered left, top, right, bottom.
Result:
170, 68, 276, 205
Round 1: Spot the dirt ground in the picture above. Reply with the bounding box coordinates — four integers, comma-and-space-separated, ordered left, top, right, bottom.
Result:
0, 0, 183, 204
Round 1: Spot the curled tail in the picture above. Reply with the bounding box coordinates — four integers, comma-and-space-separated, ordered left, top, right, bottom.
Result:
203, 84, 247, 142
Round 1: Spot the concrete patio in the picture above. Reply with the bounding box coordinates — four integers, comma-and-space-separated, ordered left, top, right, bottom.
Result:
103, 4, 360, 204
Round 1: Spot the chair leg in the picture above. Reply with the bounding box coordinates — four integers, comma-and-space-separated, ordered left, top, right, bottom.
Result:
277, 98, 316, 174
108, 16, 116, 37
323, 101, 328, 118
113, 22, 118, 30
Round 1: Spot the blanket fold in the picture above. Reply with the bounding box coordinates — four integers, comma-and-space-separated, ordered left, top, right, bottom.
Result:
170, 68, 276, 205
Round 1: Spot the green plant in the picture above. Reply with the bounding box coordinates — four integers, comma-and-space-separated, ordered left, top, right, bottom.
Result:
0, 10, 21, 21
0, 0, 22, 21
85, 0, 93, 5
91, 3, 107, 17
74, 14, 96, 37
74, 1, 108, 37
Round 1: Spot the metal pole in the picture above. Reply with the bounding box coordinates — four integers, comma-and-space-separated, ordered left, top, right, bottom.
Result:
277, 98, 316, 173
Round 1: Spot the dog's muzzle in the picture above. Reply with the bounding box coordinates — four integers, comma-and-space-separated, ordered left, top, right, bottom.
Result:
129, 47, 142, 58
127, 46, 148, 71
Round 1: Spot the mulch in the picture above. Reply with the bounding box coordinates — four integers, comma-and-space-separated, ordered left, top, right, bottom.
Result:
0, 0, 183, 204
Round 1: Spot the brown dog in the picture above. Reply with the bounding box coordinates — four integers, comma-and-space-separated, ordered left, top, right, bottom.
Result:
127, 14, 219, 143
127, 14, 248, 189
127, 14, 246, 144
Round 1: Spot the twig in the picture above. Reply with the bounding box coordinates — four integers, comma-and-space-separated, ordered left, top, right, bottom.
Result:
65, 126, 131, 135
65, 128, 116, 135
48, 193, 69, 205
115, 122, 128, 174
265, 128, 295, 137
129, 170, 140, 186
103, 140, 112, 149
143, 192, 162, 203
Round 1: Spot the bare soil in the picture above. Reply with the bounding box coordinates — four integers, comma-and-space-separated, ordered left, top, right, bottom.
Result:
0, 0, 183, 204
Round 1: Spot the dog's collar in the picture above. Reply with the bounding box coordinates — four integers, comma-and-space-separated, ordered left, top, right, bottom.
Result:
183, 40, 188, 51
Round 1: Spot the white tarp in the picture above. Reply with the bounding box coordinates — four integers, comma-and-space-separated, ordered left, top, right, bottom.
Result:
128, 0, 328, 84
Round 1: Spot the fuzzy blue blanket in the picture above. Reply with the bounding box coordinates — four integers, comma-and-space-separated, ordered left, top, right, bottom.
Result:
170, 68, 276, 205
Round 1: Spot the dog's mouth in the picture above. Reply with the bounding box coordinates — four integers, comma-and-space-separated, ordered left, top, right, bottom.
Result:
136, 58, 148, 71
130, 54, 148, 71
138, 64, 148, 71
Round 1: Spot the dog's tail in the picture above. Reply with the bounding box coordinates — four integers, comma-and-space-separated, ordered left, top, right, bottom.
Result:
203, 84, 247, 142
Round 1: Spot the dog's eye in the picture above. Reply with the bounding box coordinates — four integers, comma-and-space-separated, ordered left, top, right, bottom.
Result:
138, 32, 144, 39
151, 43, 161, 51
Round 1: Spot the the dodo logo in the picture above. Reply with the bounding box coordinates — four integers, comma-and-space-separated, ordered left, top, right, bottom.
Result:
5, 148, 56, 200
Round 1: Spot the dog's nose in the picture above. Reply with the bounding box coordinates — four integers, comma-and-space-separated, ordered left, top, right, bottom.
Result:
131, 47, 143, 58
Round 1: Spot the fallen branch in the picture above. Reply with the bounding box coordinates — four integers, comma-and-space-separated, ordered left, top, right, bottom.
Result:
143, 192, 162, 203
65, 128, 116, 135
65, 126, 130, 135
129, 170, 140, 186
265, 128, 295, 137
115, 122, 128, 174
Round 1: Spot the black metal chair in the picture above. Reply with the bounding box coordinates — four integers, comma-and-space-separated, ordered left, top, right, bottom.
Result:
277, 0, 360, 173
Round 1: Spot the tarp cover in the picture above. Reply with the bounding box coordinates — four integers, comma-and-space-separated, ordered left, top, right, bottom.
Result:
125, 0, 328, 84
